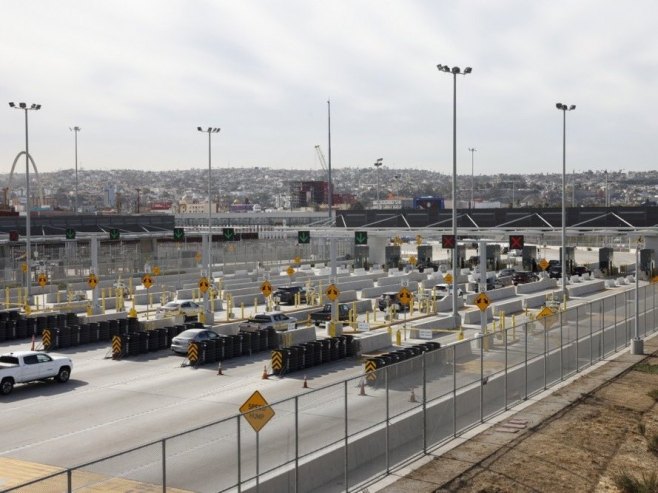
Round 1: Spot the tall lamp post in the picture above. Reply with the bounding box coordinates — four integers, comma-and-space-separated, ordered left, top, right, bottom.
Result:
438, 64, 472, 323
198, 127, 220, 320
374, 158, 383, 203
556, 103, 575, 306
468, 147, 476, 209
9, 102, 41, 303
632, 239, 644, 354
69, 126, 81, 213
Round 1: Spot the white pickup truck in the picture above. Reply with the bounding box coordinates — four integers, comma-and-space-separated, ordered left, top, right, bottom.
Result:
0, 351, 73, 395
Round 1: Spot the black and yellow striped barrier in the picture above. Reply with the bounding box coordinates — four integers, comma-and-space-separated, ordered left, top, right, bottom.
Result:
365, 359, 377, 382
272, 350, 284, 374
112, 335, 122, 359
42, 328, 52, 351
187, 341, 199, 366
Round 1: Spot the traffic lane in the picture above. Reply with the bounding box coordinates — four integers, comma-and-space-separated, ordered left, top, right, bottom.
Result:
0, 348, 368, 467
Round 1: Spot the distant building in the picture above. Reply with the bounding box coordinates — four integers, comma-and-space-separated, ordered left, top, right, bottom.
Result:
372, 198, 413, 209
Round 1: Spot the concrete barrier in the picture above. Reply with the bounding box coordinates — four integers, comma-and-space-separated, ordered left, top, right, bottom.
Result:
277, 326, 317, 347
336, 279, 374, 292
568, 280, 606, 297
434, 295, 464, 312
465, 285, 516, 304
491, 297, 524, 314
515, 277, 558, 294
337, 290, 358, 302
412, 314, 461, 331
355, 330, 392, 354
360, 283, 419, 299
79, 312, 128, 324
462, 307, 493, 324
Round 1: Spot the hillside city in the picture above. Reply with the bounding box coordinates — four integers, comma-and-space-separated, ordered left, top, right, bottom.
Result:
1, 166, 657, 215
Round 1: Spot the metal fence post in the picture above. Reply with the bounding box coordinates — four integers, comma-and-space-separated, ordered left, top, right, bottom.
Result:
344, 380, 348, 491
543, 322, 547, 389
162, 438, 166, 493
601, 301, 605, 359
453, 348, 457, 437
504, 325, 508, 410
422, 352, 427, 453
480, 335, 484, 423
559, 311, 564, 381
295, 396, 299, 493
575, 306, 579, 372
524, 322, 528, 400
68, 469, 72, 493
384, 366, 391, 474
237, 416, 242, 493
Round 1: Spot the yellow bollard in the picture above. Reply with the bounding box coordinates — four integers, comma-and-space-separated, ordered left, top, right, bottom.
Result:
5, 287, 9, 308
24, 303, 31, 315
254, 297, 258, 314
198, 310, 205, 323
101, 295, 106, 314
86, 303, 92, 316
410, 295, 414, 316
328, 321, 335, 337
512, 315, 516, 341
56, 290, 61, 304
457, 327, 464, 341
396, 329, 402, 346
387, 324, 392, 336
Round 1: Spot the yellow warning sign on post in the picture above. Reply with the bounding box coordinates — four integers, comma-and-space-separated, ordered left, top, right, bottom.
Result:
142, 274, 153, 289
398, 287, 412, 306
539, 258, 549, 271
21, 263, 28, 273
293, 256, 301, 265
326, 283, 340, 302
240, 390, 275, 432
286, 266, 295, 277
261, 280, 272, 297
444, 272, 453, 284
408, 255, 417, 266
475, 292, 490, 312
88, 273, 98, 289
37, 273, 47, 287
271, 350, 283, 372
199, 277, 210, 294
536, 306, 555, 319
152, 266, 160, 276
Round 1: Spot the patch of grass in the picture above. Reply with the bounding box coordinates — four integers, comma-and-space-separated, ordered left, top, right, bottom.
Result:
648, 434, 658, 456
635, 363, 658, 374
648, 389, 658, 402
613, 470, 658, 493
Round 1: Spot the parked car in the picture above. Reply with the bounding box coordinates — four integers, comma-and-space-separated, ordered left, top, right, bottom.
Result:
171, 329, 220, 354
512, 271, 539, 285
273, 286, 307, 305
377, 292, 410, 312
415, 260, 439, 272
0, 351, 73, 395
239, 311, 298, 332
548, 264, 562, 279
497, 268, 517, 279
310, 303, 351, 326
572, 266, 592, 277
156, 300, 201, 319
433, 284, 464, 298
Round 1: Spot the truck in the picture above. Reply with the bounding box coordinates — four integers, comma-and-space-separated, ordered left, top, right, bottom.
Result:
310, 303, 351, 326
238, 311, 298, 332
0, 351, 73, 395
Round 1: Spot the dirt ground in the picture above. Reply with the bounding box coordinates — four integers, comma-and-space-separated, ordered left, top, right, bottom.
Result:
383, 351, 658, 493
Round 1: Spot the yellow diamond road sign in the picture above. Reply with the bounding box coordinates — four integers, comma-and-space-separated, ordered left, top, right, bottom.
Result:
475, 292, 490, 312
286, 266, 295, 277
408, 255, 417, 265
199, 277, 209, 293
21, 263, 28, 273
537, 306, 555, 319
142, 274, 153, 289
38, 273, 47, 287
152, 266, 160, 276
240, 390, 275, 432
398, 287, 412, 306
261, 280, 272, 297
293, 256, 301, 264
326, 283, 340, 302
444, 272, 453, 284
88, 273, 98, 289
539, 258, 549, 271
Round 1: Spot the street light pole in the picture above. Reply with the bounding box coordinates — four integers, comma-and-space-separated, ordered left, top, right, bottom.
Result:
468, 147, 476, 209
197, 126, 220, 320
374, 158, 383, 203
9, 102, 41, 303
556, 103, 576, 307
69, 126, 81, 213
438, 64, 472, 324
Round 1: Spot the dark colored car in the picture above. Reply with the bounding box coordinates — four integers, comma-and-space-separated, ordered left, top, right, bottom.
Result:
273, 286, 307, 305
416, 260, 439, 272
548, 264, 562, 279
512, 271, 539, 285
571, 266, 592, 277
497, 268, 517, 279
377, 292, 410, 312
311, 303, 350, 325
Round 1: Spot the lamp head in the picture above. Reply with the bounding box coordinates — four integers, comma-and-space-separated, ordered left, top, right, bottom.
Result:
569, 105, 576, 110
197, 126, 203, 132
19, 102, 26, 109
556, 103, 564, 110
451, 66, 460, 74
8, 102, 15, 108
464, 67, 472, 74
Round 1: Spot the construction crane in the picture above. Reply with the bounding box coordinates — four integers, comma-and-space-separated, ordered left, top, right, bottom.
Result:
314, 145, 327, 172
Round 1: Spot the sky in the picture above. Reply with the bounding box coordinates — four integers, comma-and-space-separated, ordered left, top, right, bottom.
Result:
1, 1, 657, 176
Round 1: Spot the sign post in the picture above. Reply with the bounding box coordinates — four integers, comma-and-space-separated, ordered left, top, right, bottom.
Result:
240, 390, 275, 493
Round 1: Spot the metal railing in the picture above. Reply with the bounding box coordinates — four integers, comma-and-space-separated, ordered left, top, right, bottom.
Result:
6, 283, 657, 493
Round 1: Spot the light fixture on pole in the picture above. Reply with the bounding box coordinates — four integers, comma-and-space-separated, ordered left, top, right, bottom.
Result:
69, 126, 81, 213
468, 147, 476, 209
556, 102, 576, 307
197, 126, 220, 320
9, 101, 41, 303
374, 158, 383, 203
438, 64, 472, 323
